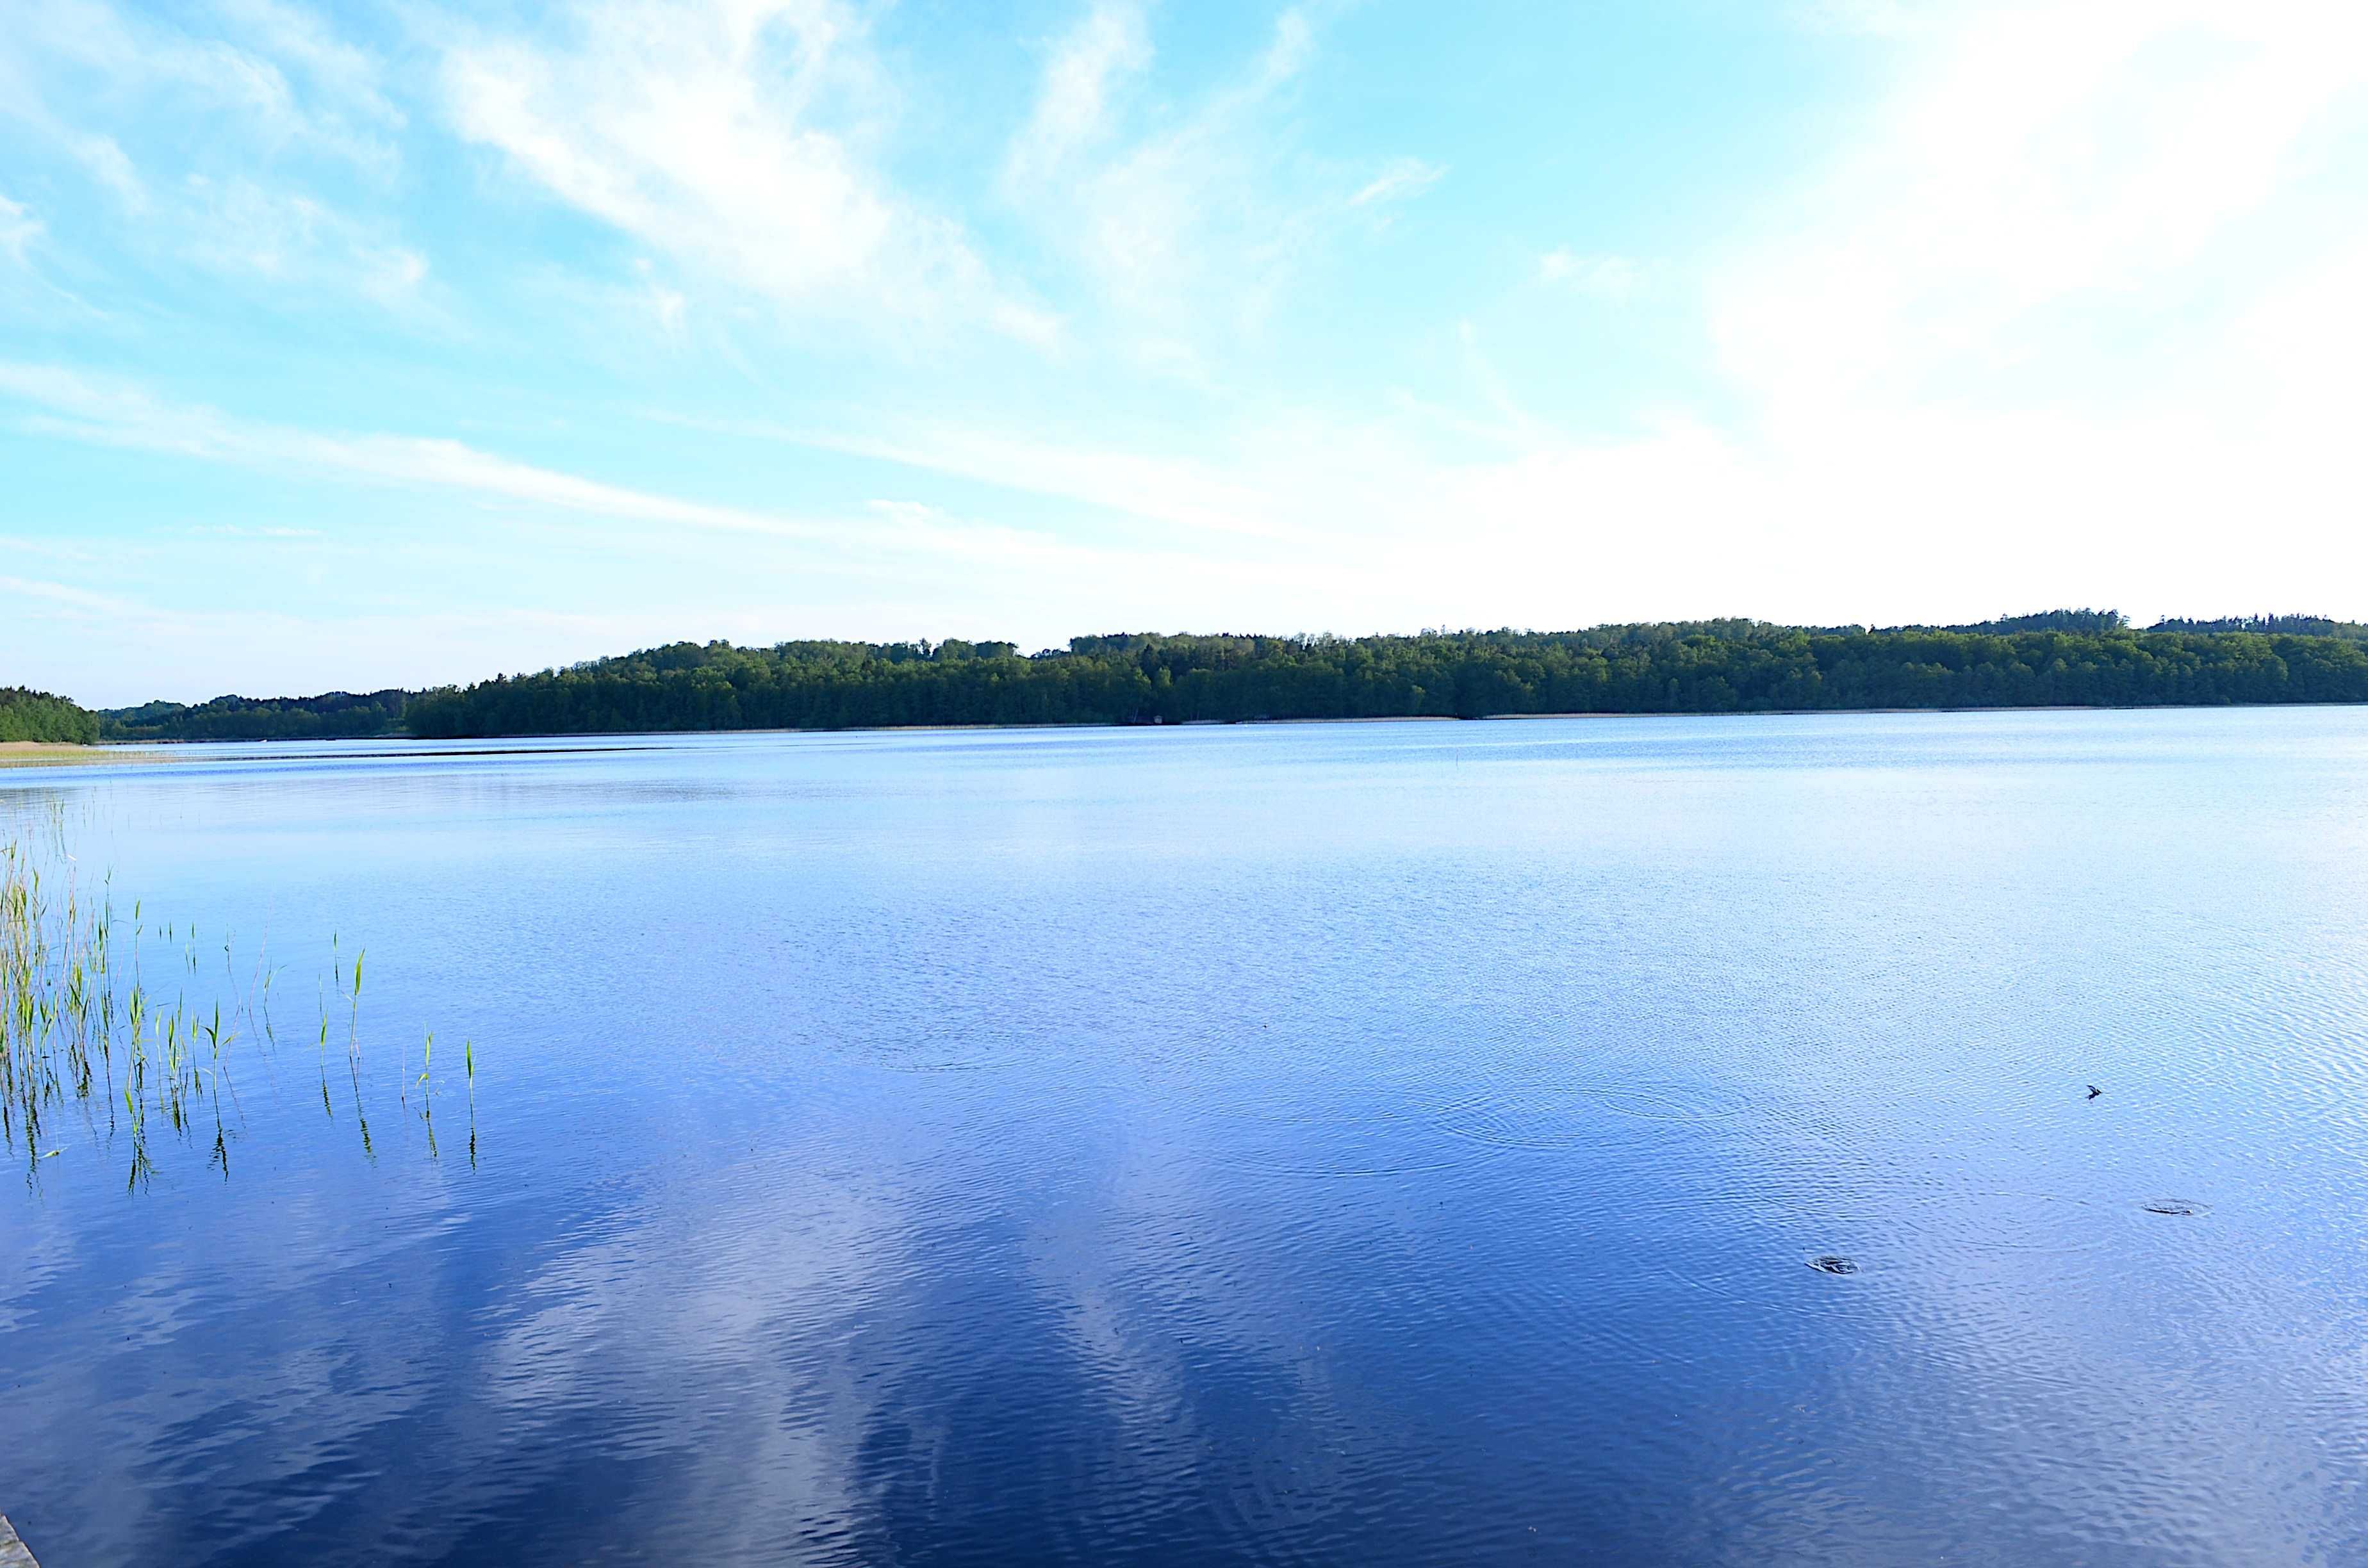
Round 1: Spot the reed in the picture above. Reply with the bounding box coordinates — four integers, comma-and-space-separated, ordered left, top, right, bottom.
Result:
0, 822, 475, 1187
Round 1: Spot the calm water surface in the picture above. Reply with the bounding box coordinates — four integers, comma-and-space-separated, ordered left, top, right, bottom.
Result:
4, 710, 2367, 1565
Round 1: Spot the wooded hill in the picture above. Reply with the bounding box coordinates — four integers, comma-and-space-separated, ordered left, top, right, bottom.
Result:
99, 690, 411, 743
401, 619, 2368, 737
0, 687, 99, 744
81, 612, 2368, 740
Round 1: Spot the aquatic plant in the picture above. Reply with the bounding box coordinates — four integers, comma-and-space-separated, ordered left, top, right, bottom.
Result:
0, 820, 473, 1189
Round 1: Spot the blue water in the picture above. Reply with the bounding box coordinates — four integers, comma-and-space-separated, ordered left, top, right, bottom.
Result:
4, 709, 2367, 1565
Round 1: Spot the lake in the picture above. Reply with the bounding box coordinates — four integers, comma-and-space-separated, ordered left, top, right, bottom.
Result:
4, 708, 2367, 1566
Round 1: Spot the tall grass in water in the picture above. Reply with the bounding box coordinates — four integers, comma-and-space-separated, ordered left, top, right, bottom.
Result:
0, 822, 473, 1188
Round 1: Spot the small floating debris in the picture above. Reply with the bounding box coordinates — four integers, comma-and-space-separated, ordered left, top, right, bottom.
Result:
1807, 1255, 1859, 1275
2139, 1199, 2208, 1217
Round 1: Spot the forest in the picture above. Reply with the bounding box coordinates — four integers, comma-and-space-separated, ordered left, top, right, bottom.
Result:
0, 687, 99, 744
55, 614, 2368, 743
400, 619, 2368, 737
99, 689, 411, 743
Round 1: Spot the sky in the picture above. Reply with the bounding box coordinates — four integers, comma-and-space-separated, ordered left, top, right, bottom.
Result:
3, 0, 2365, 706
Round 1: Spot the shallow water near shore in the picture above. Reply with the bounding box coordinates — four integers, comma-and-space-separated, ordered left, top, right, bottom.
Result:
4, 708, 2367, 1566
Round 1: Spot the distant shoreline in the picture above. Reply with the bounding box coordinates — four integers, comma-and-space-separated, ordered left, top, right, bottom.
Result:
42, 698, 2368, 754
90, 621, 2368, 742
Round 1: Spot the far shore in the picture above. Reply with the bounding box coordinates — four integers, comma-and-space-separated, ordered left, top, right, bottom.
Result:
22, 699, 2368, 759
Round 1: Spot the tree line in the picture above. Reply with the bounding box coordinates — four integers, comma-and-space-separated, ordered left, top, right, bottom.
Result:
400, 621, 2368, 737
99, 690, 411, 743
57, 613, 2368, 742
0, 687, 99, 745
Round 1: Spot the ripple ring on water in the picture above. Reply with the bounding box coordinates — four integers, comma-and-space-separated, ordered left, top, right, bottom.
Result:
1430, 1080, 1750, 1151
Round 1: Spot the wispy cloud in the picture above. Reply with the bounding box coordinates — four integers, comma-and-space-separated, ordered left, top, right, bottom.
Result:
1538, 249, 1643, 300
1789, 0, 1936, 37
214, 0, 404, 131
0, 0, 425, 319
180, 176, 428, 306
1711, 0, 2368, 420
0, 362, 831, 541
439, 0, 1055, 346
0, 363, 1197, 580
0, 573, 144, 618
999, 2, 1379, 360
1003, 0, 1151, 192
1, 0, 400, 173
0, 53, 149, 212
183, 523, 325, 540
712, 416, 1299, 542
1349, 157, 1445, 208
630, 257, 688, 337
0, 194, 41, 265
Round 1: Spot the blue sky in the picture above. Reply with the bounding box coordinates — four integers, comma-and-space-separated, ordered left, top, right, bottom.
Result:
3, 0, 2365, 705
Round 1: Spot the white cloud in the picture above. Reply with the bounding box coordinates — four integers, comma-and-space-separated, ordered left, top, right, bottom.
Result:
440, 0, 1051, 343
0, 362, 825, 541
1790, 0, 1938, 37
183, 522, 324, 539
752, 418, 1299, 542
1538, 249, 1642, 300
1004, 3, 1345, 351
0, 1, 423, 314
180, 176, 428, 306
1711, 0, 2368, 422
1, 0, 398, 172
1349, 157, 1444, 208
213, 0, 404, 131
631, 257, 687, 336
70, 135, 148, 210
1434, 0, 2356, 626
0, 40, 151, 211
0, 573, 143, 618
1256, 5, 1319, 86
2230, 236, 2368, 443
1003, 0, 1151, 191
0, 363, 1217, 587
0, 195, 41, 265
